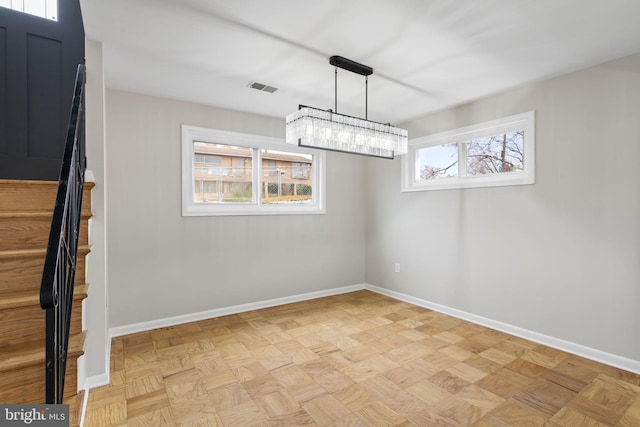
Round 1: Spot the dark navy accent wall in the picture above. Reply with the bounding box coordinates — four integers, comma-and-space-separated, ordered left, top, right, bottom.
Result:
0, 1, 84, 180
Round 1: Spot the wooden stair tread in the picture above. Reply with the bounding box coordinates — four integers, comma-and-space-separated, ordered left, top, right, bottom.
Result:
0, 211, 91, 252
0, 211, 92, 219
0, 245, 91, 260
0, 284, 88, 310
0, 180, 59, 187
0, 332, 86, 373
0, 180, 95, 189
0, 211, 52, 219
0, 180, 94, 213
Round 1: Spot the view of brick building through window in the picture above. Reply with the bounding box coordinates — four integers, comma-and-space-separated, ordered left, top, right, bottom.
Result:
193, 142, 313, 204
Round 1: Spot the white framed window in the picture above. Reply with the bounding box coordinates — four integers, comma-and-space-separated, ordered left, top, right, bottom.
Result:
401, 111, 535, 192
182, 125, 326, 216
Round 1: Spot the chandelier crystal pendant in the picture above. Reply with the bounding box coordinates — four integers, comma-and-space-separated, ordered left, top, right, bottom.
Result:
286, 56, 408, 159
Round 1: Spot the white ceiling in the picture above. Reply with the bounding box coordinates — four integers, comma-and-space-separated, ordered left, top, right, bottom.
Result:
81, 0, 640, 125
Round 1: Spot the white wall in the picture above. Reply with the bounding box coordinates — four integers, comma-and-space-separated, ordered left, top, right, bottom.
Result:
83, 38, 109, 384
365, 53, 640, 362
105, 90, 367, 328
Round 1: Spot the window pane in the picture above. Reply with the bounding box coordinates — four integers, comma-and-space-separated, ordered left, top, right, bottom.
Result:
193, 142, 252, 203
465, 131, 524, 176
418, 144, 458, 180
261, 150, 313, 205
183, 125, 325, 216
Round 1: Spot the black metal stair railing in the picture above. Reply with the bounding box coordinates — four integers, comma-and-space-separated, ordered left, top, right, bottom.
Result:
39, 63, 87, 404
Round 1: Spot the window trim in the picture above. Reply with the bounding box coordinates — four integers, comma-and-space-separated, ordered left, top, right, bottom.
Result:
182, 125, 326, 216
401, 111, 535, 192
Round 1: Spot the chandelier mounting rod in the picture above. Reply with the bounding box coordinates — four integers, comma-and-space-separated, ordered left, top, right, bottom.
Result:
329, 55, 373, 120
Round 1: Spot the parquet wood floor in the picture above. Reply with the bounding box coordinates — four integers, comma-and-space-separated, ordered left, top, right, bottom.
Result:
84, 291, 640, 426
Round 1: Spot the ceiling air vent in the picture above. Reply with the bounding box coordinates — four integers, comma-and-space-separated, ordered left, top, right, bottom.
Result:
247, 81, 278, 93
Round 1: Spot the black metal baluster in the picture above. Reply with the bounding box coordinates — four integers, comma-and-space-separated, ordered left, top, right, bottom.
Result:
40, 63, 86, 404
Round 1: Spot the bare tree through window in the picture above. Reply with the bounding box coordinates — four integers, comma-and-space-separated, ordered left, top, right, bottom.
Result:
402, 111, 534, 192
419, 143, 458, 180
419, 132, 524, 181
466, 131, 524, 176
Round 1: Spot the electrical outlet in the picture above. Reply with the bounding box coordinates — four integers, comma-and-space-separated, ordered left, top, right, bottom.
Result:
394, 263, 400, 273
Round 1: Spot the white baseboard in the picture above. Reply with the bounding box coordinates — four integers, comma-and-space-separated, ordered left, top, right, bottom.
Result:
79, 387, 90, 427
81, 372, 109, 426
84, 372, 110, 390
109, 284, 366, 338
365, 284, 640, 375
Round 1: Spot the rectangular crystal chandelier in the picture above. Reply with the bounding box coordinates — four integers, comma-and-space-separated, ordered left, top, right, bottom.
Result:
285, 56, 408, 159
286, 106, 407, 159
